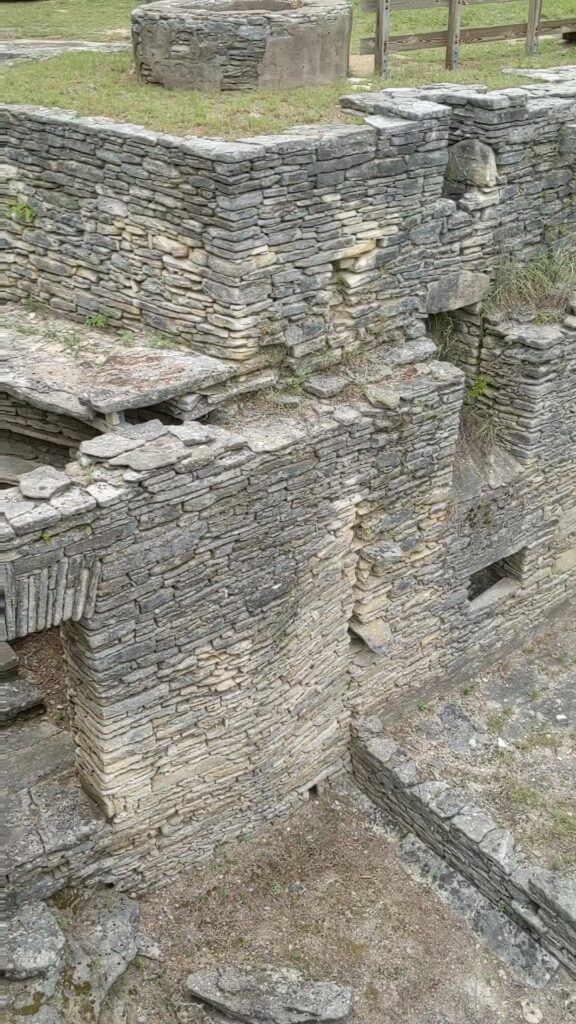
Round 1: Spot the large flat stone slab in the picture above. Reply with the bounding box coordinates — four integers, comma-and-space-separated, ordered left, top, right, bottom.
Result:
3, 328, 234, 421
85, 349, 234, 413
6, 720, 76, 791
185, 966, 354, 1023
0, 673, 45, 725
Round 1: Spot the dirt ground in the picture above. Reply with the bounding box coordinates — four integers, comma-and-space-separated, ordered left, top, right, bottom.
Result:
102, 782, 575, 1024
12, 627, 71, 728
388, 611, 576, 870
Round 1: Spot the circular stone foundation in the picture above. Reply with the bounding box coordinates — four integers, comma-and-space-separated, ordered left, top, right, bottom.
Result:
132, 0, 352, 92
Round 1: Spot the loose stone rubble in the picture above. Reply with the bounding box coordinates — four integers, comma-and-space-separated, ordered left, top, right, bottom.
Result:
132, 0, 352, 92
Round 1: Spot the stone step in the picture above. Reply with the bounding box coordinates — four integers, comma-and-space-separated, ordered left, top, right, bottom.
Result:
5, 719, 76, 788
1, 640, 47, 725
0, 671, 46, 726
7, 718, 109, 904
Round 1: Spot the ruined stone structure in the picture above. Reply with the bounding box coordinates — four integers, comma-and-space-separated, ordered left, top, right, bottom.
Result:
2, 82, 575, 911
132, 0, 351, 92
352, 721, 576, 975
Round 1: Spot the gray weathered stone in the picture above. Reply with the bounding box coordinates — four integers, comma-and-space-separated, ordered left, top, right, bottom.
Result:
7, 902, 66, 981
18, 467, 72, 501
185, 966, 354, 1023
132, 0, 352, 93
426, 271, 491, 314
446, 139, 498, 188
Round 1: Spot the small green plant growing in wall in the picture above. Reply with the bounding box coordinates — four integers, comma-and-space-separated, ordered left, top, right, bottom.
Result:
465, 374, 489, 404
11, 201, 35, 224
85, 312, 109, 329
148, 331, 176, 349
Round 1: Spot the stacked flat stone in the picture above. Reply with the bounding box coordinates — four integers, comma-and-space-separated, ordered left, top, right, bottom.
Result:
352, 721, 576, 975
132, 0, 352, 91
2, 79, 575, 903
3, 309, 575, 898
4, 81, 574, 376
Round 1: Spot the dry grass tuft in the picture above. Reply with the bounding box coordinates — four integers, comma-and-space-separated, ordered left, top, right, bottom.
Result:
486, 246, 576, 323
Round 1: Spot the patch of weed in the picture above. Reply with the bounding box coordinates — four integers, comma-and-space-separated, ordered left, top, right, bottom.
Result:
85, 312, 109, 329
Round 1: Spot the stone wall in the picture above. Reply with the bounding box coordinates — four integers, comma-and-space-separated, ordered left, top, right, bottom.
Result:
4, 311, 576, 895
132, 0, 352, 92
4, 82, 575, 373
3, 80, 576, 898
351, 722, 576, 975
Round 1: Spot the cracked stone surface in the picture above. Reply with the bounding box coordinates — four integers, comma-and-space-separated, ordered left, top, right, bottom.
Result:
7, 891, 139, 1023
184, 966, 354, 1023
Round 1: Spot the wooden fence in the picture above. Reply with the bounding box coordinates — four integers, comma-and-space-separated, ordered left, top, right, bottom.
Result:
359, 0, 576, 77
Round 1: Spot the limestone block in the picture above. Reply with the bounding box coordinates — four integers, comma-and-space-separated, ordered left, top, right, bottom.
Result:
446, 139, 498, 188
18, 467, 72, 501
553, 547, 576, 574
185, 966, 354, 1022
132, 0, 352, 92
426, 271, 491, 314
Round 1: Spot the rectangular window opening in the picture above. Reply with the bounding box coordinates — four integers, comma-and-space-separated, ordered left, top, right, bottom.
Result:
467, 548, 526, 603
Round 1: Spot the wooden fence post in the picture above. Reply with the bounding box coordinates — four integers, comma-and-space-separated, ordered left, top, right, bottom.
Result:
446, 0, 464, 68
375, 0, 392, 78
526, 0, 543, 54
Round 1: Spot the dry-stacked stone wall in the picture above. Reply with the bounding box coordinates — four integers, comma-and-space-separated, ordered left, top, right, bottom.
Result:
351, 723, 576, 975
4, 82, 575, 373
2, 80, 576, 896
4, 313, 576, 894
132, 0, 352, 92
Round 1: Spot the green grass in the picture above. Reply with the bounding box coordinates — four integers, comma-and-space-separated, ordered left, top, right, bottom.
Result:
0, 52, 359, 137
1, 39, 572, 139
1, 0, 574, 139
486, 248, 576, 321
0, 0, 135, 40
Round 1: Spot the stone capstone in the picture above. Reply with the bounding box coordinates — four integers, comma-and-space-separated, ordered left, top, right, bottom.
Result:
18, 466, 73, 501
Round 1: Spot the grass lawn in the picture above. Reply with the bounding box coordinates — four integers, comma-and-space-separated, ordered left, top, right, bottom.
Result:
1, 0, 574, 139
2, 0, 574, 44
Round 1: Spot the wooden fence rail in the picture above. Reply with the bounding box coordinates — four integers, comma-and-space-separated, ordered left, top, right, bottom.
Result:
360, 0, 575, 77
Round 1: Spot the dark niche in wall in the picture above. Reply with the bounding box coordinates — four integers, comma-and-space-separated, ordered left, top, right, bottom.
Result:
467, 547, 526, 606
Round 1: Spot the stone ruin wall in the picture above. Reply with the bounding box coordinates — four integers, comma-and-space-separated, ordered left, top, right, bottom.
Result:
2, 81, 576, 895
131, 0, 353, 92
4, 85, 574, 374
4, 315, 576, 896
